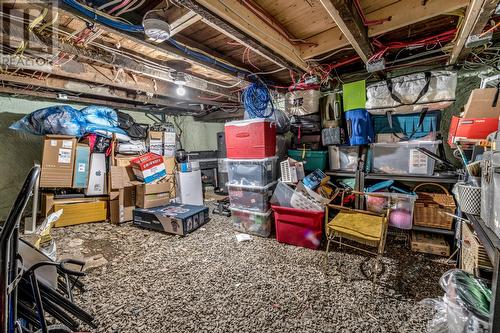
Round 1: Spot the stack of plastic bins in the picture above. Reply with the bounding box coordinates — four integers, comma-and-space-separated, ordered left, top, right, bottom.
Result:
224, 119, 277, 237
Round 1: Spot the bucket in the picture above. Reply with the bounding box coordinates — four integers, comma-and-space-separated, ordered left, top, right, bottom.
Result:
457, 184, 481, 215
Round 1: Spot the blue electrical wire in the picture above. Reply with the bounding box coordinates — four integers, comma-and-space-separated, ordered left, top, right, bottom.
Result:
63, 0, 251, 78
243, 82, 275, 118
63, 0, 144, 32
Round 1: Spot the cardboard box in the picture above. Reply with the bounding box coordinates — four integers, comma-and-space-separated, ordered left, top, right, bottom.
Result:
110, 186, 136, 224
163, 131, 176, 157
85, 153, 107, 196
130, 153, 166, 183
115, 154, 138, 167
463, 88, 500, 118
73, 144, 90, 188
148, 131, 164, 155
411, 231, 450, 257
136, 179, 175, 208
133, 203, 209, 235
110, 166, 141, 190
40, 135, 77, 188
53, 200, 108, 227
41, 192, 108, 216
163, 157, 176, 175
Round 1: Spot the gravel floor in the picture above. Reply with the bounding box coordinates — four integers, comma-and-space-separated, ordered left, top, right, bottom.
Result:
51, 211, 452, 333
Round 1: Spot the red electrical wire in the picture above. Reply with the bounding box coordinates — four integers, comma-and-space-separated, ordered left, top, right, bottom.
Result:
108, 0, 132, 15
353, 0, 391, 26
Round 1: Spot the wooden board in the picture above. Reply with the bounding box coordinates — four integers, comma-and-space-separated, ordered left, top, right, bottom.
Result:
54, 201, 108, 227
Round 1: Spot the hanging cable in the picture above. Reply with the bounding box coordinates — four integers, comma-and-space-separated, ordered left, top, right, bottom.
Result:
242, 82, 275, 118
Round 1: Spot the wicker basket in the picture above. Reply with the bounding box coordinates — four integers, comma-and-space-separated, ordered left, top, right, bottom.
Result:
413, 183, 456, 230
461, 222, 493, 274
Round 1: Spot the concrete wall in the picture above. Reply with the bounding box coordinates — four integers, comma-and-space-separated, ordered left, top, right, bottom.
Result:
0, 95, 223, 219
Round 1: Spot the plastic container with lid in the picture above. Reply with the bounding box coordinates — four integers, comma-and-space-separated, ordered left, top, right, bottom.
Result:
227, 181, 277, 212
287, 150, 328, 171
225, 119, 276, 159
365, 192, 417, 229
230, 207, 272, 237
370, 140, 441, 175
226, 156, 278, 187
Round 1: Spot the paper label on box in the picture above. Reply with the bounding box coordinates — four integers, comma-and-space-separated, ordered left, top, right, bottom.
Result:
78, 163, 86, 172
409, 149, 428, 174
58, 148, 72, 164
50, 140, 57, 146
164, 132, 176, 145
62, 140, 73, 148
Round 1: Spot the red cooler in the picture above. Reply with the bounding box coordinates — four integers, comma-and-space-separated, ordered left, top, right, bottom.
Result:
272, 205, 324, 250
225, 119, 276, 159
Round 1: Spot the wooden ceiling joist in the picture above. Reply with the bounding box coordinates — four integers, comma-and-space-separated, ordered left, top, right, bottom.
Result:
1, 25, 238, 102
170, 11, 202, 36
301, 0, 469, 59
0, 86, 190, 114
0, 73, 202, 113
173, 0, 309, 72
319, 0, 373, 63
28, 0, 251, 82
448, 0, 500, 64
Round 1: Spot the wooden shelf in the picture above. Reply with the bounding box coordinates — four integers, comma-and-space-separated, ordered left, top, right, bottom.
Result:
412, 225, 455, 236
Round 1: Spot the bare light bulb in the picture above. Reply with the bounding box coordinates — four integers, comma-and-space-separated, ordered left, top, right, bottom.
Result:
176, 85, 186, 96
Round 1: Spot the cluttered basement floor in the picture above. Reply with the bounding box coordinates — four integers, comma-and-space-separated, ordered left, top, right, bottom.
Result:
48, 201, 449, 333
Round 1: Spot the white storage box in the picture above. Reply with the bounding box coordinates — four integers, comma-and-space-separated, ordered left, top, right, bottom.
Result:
370, 141, 441, 175
230, 207, 272, 237
226, 157, 278, 187
366, 192, 417, 229
227, 182, 276, 212
328, 146, 359, 171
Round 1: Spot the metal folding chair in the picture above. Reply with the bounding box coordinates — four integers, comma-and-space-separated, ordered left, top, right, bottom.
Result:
324, 191, 390, 283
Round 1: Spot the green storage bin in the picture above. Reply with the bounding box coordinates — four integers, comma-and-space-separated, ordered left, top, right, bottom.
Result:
288, 150, 328, 171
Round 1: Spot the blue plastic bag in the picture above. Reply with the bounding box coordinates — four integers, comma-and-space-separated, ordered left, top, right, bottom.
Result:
9, 105, 87, 136
81, 106, 118, 127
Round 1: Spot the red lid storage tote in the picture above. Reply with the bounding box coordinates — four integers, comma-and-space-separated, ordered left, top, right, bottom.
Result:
271, 205, 325, 250
225, 119, 276, 159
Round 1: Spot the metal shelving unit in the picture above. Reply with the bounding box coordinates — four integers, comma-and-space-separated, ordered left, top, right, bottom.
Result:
465, 214, 500, 333
412, 225, 455, 236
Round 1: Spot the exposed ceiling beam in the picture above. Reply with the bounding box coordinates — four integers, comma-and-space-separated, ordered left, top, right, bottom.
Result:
448, 0, 500, 64
0, 25, 239, 102
0, 55, 222, 107
19, 0, 249, 82
0, 73, 203, 113
173, 0, 308, 72
194, 109, 244, 122
170, 12, 202, 36
0, 86, 190, 114
302, 0, 469, 59
319, 0, 373, 63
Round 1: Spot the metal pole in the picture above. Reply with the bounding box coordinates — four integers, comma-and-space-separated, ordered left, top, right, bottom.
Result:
25, 163, 40, 234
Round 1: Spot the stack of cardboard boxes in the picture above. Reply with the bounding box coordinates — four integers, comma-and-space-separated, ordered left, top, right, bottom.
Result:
40, 134, 177, 227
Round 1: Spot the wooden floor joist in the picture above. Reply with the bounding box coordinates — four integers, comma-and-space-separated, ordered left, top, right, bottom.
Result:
448, 0, 500, 64
301, 0, 469, 59
173, 0, 308, 72
319, 0, 373, 63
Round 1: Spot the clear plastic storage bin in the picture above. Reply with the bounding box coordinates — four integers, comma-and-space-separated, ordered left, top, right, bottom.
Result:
365, 192, 417, 229
370, 141, 441, 175
227, 182, 277, 212
226, 156, 278, 186
328, 146, 359, 171
230, 207, 272, 237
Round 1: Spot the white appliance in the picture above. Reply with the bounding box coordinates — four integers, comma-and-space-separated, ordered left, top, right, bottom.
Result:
176, 170, 203, 206
85, 153, 106, 196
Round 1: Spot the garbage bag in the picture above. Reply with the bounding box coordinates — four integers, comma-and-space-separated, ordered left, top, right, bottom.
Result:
10, 105, 87, 136
81, 105, 118, 127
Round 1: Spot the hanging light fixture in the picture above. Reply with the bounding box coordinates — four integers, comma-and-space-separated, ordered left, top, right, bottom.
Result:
142, 9, 171, 43
171, 71, 187, 96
